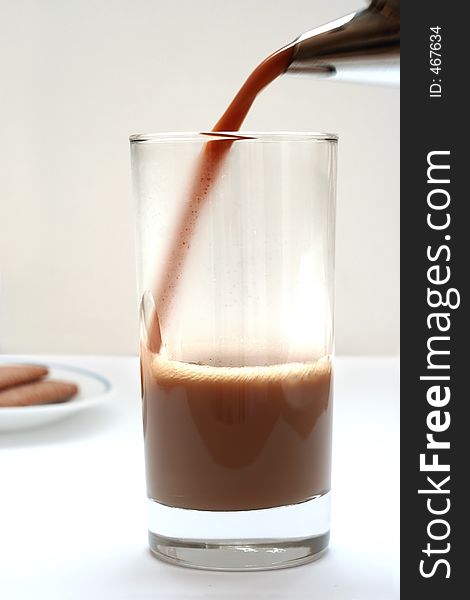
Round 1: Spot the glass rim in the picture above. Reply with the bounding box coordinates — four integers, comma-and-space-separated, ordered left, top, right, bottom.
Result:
129, 131, 338, 144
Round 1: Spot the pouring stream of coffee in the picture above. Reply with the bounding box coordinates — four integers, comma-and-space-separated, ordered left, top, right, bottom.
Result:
146, 44, 295, 352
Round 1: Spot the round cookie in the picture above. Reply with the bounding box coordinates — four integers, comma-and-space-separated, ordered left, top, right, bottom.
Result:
0, 364, 49, 391
0, 380, 79, 407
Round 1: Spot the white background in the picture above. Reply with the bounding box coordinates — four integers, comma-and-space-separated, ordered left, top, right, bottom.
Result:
0, 0, 399, 355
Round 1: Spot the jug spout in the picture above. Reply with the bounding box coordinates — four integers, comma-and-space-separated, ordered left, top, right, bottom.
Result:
286, 0, 400, 85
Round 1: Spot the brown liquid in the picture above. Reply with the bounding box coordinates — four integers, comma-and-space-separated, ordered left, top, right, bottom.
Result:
146, 44, 295, 351
142, 353, 332, 511
142, 43, 333, 512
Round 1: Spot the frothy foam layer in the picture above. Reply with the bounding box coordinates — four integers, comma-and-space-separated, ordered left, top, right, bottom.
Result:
151, 355, 331, 386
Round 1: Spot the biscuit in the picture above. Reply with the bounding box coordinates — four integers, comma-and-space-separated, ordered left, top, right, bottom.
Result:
0, 364, 49, 391
0, 380, 79, 407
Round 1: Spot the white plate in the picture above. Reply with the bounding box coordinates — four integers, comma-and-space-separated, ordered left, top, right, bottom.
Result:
0, 361, 112, 432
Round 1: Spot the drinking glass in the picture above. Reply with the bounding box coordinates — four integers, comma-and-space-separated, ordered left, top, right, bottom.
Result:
130, 132, 337, 570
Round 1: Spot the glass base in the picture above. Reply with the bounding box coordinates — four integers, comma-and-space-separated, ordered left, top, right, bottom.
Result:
147, 493, 330, 571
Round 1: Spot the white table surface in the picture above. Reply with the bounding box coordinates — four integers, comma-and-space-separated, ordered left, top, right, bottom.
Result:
0, 355, 399, 600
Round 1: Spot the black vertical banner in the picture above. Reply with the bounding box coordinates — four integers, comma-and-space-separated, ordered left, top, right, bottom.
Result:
401, 1, 468, 598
